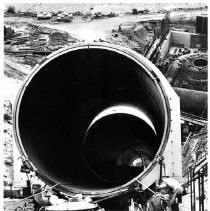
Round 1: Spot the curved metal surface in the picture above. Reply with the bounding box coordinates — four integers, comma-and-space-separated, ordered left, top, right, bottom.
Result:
86, 105, 157, 134
166, 53, 208, 87
13, 43, 171, 197
174, 87, 207, 118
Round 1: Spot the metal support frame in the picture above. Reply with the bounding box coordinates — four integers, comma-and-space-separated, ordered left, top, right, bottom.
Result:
189, 166, 196, 211
158, 156, 164, 184
200, 172, 204, 211
183, 158, 207, 211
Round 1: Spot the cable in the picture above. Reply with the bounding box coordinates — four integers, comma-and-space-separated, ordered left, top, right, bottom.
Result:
135, 179, 166, 201
94, 188, 129, 203
14, 4, 39, 23
193, 100, 207, 133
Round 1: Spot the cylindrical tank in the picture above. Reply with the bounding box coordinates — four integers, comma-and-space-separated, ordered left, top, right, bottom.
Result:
13, 43, 173, 197
174, 87, 207, 118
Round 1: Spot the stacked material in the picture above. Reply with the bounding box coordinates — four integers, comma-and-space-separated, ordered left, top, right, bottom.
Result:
9, 37, 29, 45
21, 55, 46, 67
37, 26, 54, 34
29, 38, 47, 47
49, 31, 69, 46
29, 29, 41, 41
182, 131, 207, 176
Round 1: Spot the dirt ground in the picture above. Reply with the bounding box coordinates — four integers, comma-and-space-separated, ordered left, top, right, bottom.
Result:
4, 9, 206, 42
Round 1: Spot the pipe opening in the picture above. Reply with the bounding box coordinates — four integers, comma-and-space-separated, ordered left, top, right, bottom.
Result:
193, 58, 208, 67
16, 46, 168, 194
84, 111, 158, 186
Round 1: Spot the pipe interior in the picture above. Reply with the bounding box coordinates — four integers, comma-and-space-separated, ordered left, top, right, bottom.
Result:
84, 113, 157, 185
17, 48, 167, 192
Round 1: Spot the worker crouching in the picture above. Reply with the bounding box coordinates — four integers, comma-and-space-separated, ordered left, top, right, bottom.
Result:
148, 178, 183, 211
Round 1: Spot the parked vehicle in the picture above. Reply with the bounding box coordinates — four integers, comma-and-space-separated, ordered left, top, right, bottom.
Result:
37, 12, 52, 20
56, 13, 73, 22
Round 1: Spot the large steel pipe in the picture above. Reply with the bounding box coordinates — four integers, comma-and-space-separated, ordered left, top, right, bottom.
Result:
174, 87, 207, 118
14, 44, 172, 197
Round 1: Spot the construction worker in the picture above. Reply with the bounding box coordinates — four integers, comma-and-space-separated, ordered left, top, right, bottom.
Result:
160, 178, 182, 211
148, 178, 182, 211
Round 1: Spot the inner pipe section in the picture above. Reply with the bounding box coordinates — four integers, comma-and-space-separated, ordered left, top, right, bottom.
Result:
15, 46, 169, 195
84, 105, 157, 185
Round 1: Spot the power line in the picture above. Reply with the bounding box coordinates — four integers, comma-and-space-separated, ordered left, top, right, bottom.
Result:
14, 3, 40, 23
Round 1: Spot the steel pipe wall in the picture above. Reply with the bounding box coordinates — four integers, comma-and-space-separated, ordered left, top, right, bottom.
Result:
13, 44, 177, 197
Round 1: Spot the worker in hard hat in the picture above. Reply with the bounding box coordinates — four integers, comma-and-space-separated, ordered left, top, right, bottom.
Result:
159, 178, 182, 211
148, 177, 182, 211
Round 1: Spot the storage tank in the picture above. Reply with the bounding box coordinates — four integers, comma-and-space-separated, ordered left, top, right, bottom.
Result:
13, 43, 182, 198
174, 88, 207, 118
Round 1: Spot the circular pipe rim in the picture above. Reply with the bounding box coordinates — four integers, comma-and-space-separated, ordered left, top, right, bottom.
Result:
13, 43, 171, 197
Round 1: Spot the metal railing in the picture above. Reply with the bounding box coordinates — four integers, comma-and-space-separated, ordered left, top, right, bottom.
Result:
182, 157, 207, 211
